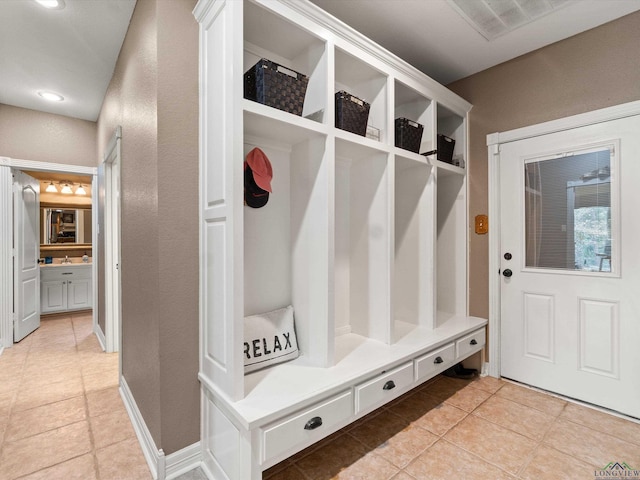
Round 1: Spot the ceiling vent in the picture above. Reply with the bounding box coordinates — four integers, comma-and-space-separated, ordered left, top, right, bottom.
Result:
447, 0, 574, 41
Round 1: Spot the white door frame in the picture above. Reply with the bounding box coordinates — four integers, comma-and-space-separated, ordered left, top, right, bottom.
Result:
486, 99, 640, 378
103, 126, 122, 356
0, 157, 97, 352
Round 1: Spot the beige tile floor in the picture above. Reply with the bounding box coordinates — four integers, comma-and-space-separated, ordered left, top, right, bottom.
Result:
0, 312, 151, 480
264, 372, 640, 480
3, 313, 640, 480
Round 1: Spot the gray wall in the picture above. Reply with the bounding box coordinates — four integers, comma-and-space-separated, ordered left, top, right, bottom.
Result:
447, 10, 640, 327
96, 0, 199, 454
0, 104, 96, 165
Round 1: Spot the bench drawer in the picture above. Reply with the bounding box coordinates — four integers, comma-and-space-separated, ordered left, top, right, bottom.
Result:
261, 390, 352, 463
355, 362, 413, 414
415, 343, 456, 381
456, 328, 486, 359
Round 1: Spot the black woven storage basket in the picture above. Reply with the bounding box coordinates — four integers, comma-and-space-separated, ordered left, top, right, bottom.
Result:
395, 118, 423, 153
335, 91, 370, 136
244, 58, 309, 116
437, 134, 456, 164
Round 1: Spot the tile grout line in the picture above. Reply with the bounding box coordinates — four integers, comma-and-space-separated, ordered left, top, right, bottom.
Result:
474, 383, 561, 478
0, 334, 31, 476
0, 314, 135, 480
73, 314, 102, 480
430, 387, 522, 478
514, 401, 573, 479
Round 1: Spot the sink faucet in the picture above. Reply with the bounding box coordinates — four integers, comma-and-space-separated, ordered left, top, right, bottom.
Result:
63, 255, 69, 264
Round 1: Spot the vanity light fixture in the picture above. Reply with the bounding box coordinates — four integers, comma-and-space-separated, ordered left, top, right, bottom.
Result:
37, 91, 64, 102
75, 184, 86, 195
35, 0, 66, 9
61, 183, 73, 194
45, 181, 58, 193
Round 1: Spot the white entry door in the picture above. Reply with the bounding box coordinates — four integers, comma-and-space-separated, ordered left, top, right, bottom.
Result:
499, 114, 640, 419
13, 171, 40, 342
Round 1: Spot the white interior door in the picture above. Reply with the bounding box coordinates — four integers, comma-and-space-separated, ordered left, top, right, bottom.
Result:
499, 114, 640, 419
13, 170, 40, 342
104, 129, 121, 354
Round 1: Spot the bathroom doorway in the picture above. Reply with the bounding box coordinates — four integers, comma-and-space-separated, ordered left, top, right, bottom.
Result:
0, 158, 100, 351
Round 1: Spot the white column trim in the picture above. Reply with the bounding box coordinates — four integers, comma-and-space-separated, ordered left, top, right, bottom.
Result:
0, 164, 13, 349
487, 143, 501, 378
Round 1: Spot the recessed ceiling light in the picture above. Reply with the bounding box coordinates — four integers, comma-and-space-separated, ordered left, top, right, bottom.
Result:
35, 0, 66, 9
37, 91, 64, 102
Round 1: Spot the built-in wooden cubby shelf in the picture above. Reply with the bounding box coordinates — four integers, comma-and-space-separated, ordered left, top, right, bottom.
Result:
195, 1, 483, 478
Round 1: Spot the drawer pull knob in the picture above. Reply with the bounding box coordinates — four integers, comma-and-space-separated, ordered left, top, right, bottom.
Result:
304, 416, 323, 430
470, 339, 478, 345
383, 380, 396, 391
434, 356, 444, 364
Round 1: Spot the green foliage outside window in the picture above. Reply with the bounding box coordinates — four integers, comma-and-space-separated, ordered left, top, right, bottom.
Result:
574, 206, 610, 271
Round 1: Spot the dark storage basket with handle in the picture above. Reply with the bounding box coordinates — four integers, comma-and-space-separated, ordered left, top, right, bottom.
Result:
437, 134, 456, 164
335, 91, 370, 136
244, 58, 309, 116
395, 117, 423, 153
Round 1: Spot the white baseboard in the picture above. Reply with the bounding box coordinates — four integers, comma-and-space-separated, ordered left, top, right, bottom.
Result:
165, 443, 202, 479
120, 377, 202, 480
94, 323, 106, 352
120, 377, 164, 480
200, 461, 214, 480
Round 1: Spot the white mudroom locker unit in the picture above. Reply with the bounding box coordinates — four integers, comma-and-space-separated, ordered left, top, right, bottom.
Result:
194, 1, 487, 478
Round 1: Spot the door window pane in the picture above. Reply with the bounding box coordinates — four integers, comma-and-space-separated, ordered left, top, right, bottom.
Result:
524, 148, 612, 272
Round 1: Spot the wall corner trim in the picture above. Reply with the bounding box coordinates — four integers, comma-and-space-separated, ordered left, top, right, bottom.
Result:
120, 378, 203, 480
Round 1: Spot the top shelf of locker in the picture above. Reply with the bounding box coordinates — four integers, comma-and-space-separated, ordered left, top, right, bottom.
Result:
236, 0, 472, 116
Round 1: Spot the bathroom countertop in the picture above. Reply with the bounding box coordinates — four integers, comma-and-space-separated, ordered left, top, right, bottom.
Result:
40, 260, 92, 268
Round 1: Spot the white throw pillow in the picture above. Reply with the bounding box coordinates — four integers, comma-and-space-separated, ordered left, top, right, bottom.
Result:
244, 305, 299, 373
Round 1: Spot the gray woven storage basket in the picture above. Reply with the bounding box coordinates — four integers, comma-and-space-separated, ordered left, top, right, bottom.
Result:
335, 91, 370, 136
244, 58, 308, 116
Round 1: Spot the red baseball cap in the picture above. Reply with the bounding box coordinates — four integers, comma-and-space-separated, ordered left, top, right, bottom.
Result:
245, 148, 272, 193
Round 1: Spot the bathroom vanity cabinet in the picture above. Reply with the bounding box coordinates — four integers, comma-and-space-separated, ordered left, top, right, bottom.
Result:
194, 1, 485, 478
40, 264, 92, 314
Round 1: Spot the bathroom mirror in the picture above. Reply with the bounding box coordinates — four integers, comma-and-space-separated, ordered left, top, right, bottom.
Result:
41, 207, 92, 246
